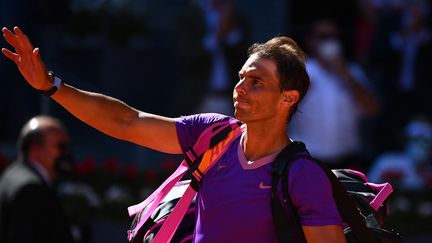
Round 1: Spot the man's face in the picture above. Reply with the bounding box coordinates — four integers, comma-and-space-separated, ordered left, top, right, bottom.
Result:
37, 128, 70, 177
233, 54, 285, 123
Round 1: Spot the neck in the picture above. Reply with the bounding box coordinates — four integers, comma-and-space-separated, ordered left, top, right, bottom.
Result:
242, 119, 290, 161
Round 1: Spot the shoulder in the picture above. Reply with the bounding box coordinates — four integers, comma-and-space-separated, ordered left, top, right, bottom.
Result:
0, 161, 41, 184
175, 113, 237, 153
287, 156, 343, 226
287, 156, 333, 204
0, 161, 44, 199
175, 113, 234, 137
175, 113, 233, 126
289, 156, 325, 181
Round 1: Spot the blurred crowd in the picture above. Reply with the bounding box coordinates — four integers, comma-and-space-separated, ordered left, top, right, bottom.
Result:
1, 0, 432, 241
288, 3, 432, 188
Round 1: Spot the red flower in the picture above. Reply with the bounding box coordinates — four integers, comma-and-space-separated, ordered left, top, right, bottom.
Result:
102, 159, 120, 173
144, 169, 159, 183
381, 170, 404, 181
74, 157, 97, 175
124, 164, 139, 179
162, 156, 179, 172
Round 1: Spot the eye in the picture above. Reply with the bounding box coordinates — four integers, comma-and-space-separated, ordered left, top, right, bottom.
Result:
252, 79, 262, 86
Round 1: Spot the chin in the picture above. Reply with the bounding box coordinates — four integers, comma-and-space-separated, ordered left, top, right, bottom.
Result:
233, 110, 244, 121
234, 110, 251, 123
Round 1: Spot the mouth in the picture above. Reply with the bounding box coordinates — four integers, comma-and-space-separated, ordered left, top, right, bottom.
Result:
233, 92, 250, 108
233, 94, 247, 102
233, 98, 250, 109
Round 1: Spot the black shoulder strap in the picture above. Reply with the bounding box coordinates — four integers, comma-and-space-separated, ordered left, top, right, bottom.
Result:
271, 141, 376, 243
271, 141, 307, 243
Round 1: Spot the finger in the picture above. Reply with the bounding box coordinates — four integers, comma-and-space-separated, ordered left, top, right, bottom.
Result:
2, 27, 20, 49
13, 26, 34, 51
32, 47, 49, 73
13, 26, 27, 38
1, 48, 19, 64
32, 47, 43, 64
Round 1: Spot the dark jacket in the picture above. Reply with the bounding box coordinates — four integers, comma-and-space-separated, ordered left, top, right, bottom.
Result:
0, 159, 74, 243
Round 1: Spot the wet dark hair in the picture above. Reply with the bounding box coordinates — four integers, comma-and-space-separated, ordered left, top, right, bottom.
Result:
247, 36, 310, 121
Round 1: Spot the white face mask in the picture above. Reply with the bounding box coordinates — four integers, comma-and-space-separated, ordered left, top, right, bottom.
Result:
317, 39, 342, 61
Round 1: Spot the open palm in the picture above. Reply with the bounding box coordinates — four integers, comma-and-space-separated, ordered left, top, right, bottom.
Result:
2, 27, 52, 91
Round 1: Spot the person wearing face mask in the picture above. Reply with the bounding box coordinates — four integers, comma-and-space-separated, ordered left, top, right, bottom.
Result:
289, 19, 380, 169
368, 117, 432, 191
0, 116, 75, 243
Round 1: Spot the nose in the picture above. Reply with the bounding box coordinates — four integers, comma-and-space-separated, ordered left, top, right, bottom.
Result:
234, 79, 246, 96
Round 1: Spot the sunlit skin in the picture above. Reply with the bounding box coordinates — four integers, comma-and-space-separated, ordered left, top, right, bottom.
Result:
233, 54, 299, 161
234, 54, 286, 123
2, 26, 345, 243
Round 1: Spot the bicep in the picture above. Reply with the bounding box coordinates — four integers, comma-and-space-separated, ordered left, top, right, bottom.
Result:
123, 112, 182, 154
302, 225, 346, 243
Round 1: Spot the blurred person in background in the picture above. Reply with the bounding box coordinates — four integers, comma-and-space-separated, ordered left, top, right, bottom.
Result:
289, 19, 380, 169
197, 0, 249, 115
366, 0, 432, 154
390, 0, 432, 117
175, 0, 250, 115
368, 116, 432, 191
0, 116, 75, 243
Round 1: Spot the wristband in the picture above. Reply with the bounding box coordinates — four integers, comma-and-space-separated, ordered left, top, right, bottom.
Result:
40, 71, 63, 96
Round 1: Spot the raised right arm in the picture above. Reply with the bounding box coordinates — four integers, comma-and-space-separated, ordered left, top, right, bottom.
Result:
2, 26, 182, 154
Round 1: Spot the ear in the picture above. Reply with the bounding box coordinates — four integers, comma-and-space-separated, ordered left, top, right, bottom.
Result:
280, 90, 300, 108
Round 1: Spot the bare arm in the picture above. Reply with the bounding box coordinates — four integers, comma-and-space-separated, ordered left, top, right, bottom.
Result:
2, 26, 182, 154
302, 225, 346, 243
